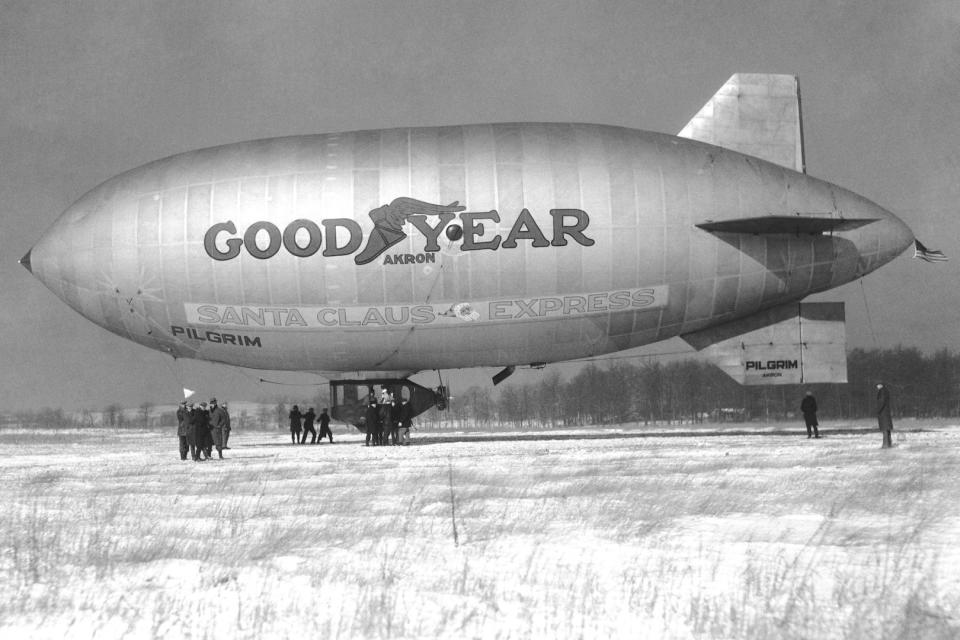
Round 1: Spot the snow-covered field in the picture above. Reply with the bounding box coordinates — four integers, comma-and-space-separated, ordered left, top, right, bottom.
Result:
1, 421, 958, 639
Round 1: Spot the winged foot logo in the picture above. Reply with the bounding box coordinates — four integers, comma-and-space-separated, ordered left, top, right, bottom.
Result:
203, 198, 595, 265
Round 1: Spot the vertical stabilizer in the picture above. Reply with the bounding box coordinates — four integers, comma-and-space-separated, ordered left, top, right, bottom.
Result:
679, 73, 806, 173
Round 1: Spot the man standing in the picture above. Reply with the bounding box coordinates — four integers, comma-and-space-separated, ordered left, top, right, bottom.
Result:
289, 405, 302, 444
377, 399, 390, 446
301, 407, 317, 444
389, 396, 402, 445
399, 398, 413, 446
208, 398, 228, 459
186, 401, 202, 461
365, 395, 378, 446
318, 407, 333, 443
196, 401, 212, 459
800, 391, 820, 439
877, 382, 894, 448
176, 400, 189, 460
221, 402, 231, 449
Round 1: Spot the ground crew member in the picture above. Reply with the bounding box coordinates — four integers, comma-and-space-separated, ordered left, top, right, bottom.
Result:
365, 396, 379, 446
399, 398, 413, 445
877, 382, 894, 448
800, 391, 820, 439
186, 401, 202, 461
221, 402, 231, 449
377, 399, 390, 446
196, 401, 212, 459
318, 407, 333, 443
302, 407, 317, 444
389, 396, 402, 445
208, 397, 228, 459
289, 405, 302, 444
176, 400, 189, 460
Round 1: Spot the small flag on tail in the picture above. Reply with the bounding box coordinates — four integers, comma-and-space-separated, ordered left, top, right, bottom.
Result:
914, 240, 948, 263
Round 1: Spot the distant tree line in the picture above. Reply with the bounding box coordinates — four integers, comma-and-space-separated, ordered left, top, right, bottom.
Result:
2, 347, 957, 430
421, 346, 960, 430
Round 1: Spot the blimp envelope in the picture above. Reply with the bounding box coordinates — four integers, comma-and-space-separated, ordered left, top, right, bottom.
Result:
683, 302, 847, 385
23, 72, 917, 404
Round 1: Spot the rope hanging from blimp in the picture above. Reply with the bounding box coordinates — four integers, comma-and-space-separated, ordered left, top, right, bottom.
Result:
254, 371, 330, 387
857, 238, 946, 350
372, 220, 461, 369
859, 280, 880, 350
162, 352, 195, 400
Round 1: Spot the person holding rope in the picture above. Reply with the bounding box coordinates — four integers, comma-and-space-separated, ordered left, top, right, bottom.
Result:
876, 382, 894, 449
800, 391, 820, 439
318, 407, 333, 443
288, 405, 303, 444
399, 397, 414, 446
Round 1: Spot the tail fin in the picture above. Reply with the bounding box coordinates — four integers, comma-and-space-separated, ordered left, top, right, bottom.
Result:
682, 303, 847, 385
679, 73, 806, 173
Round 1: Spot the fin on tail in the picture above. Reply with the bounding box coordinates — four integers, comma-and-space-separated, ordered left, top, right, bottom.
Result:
679, 73, 806, 173
682, 302, 847, 385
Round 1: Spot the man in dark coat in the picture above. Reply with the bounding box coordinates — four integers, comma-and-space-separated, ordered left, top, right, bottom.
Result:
185, 401, 203, 461
221, 402, 232, 449
399, 398, 414, 445
364, 396, 379, 446
377, 400, 390, 446
196, 402, 212, 459
289, 405, 302, 444
301, 407, 317, 444
208, 398, 229, 459
176, 400, 189, 460
389, 396, 402, 445
800, 391, 820, 439
318, 407, 333, 443
877, 382, 894, 448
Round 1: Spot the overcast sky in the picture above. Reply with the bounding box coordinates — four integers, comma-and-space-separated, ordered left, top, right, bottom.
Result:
2, 1, 958, 412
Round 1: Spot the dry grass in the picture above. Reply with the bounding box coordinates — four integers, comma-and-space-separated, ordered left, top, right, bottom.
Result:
0, 422, 958, 638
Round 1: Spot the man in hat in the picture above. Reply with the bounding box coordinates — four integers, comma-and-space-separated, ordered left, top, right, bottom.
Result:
289, 405, 302, 444
176, 400, 189, 460
399, 398, 413, 446
364, 394, 378, 446
389, 395, 402, 445
185, 401, 202, 461
800, 391, 820, 439
301, 407, 317, 444
318, 407, 333, 443
221, 402, 232, 449
208, 397, 229, 459
877, 382, 894, 448
197, 401, 212, 459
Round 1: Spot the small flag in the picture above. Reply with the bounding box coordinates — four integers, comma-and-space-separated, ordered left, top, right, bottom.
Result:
183, 388, 195, 399
914, 240, 948, 263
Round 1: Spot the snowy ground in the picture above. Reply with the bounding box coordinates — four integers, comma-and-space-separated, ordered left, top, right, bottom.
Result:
1, 420, 958, 639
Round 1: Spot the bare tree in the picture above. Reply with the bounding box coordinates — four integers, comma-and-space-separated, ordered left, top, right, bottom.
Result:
536, 370, 564, 428
256, 404, 272, 429
139, 402, 153, 428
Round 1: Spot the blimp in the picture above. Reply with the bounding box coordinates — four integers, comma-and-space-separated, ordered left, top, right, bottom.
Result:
22, 74, 918, 424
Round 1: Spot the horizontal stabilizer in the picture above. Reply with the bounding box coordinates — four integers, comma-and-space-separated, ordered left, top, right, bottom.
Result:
682, 302, 847, 385
679, 73, 805, 173
696, 215, 878, 235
